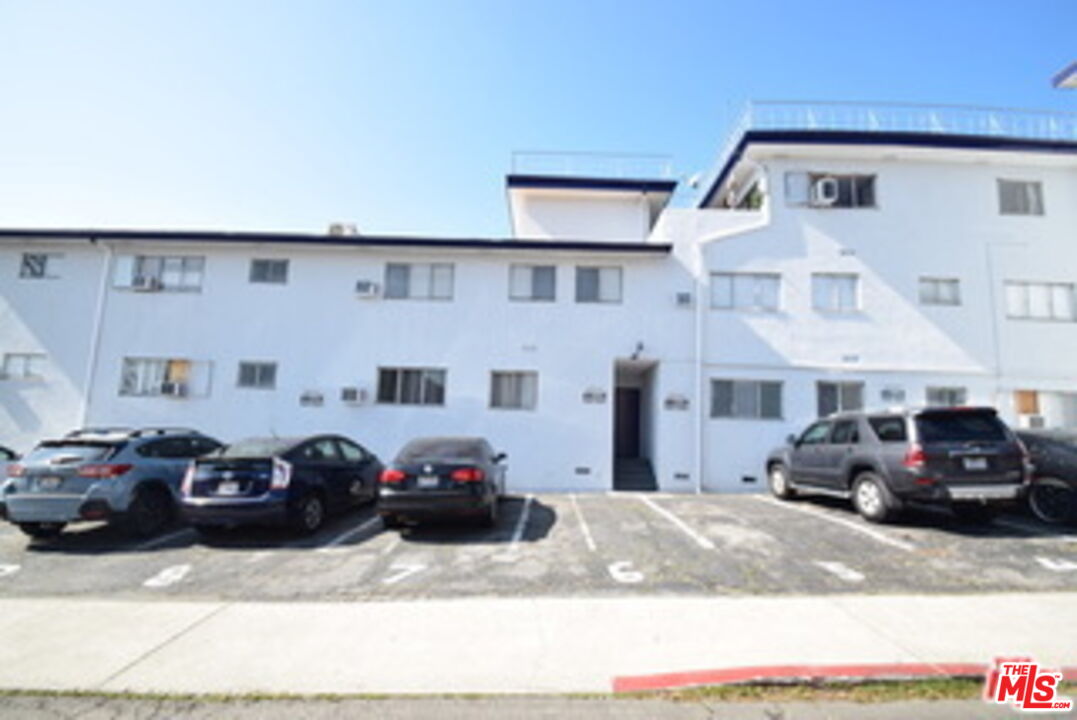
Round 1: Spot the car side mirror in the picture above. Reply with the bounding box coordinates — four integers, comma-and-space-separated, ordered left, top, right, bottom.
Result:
786, 434, 798, 447
494, 453, 507, 463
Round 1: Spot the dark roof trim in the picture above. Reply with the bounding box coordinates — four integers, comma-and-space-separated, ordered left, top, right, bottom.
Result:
1052, 60, 1077, 88
0, 228, 671, 255
698, 129, 1077, 208
507, 174, 678, 194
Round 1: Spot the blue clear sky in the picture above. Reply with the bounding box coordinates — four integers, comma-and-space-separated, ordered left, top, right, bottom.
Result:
0, 0, 1073, 237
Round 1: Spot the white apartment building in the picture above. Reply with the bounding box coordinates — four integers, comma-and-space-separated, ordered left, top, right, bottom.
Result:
2, 101, 1077, 493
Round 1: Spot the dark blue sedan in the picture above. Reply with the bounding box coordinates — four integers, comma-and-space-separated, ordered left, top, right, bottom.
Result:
180, 435, 383, 535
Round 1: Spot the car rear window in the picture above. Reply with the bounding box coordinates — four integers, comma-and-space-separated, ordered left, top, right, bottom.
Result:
868, 416, 908, 442
915, 412, 1008, 443
396, 438, 484, 463
221, 438, 297, 458
25, 442, 118, 465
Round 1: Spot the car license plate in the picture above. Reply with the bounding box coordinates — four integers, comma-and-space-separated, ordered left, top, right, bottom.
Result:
417, 475, 439, 489
217, 481, 241, 495
963, 457, 988, 471
37, 476, 62, 491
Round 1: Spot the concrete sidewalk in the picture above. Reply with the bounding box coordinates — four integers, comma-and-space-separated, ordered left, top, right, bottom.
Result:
0, 592, 1074, 694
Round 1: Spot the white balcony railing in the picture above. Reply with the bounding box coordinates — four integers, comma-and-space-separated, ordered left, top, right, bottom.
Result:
512, 151, 673, 180
698, 100, 1077, 205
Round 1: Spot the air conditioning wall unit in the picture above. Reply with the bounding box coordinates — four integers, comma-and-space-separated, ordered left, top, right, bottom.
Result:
675, 291, 692, 307
355, 280, 380, 298
160, 381, 189, 398
132, 275, 163, 292
810, 176, 839, 207
1018, 414, 1047, 429
341, 387, 368, 405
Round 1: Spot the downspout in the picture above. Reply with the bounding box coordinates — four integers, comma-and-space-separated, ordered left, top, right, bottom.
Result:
80, 238, 113, 426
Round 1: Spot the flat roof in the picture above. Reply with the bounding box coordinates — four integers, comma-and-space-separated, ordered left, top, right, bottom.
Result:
506, 174, 678, 194
698, 129, 1077, 208
0, 228, 671, 254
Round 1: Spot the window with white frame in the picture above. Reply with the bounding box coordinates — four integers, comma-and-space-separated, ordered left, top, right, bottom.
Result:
919, 277, 961, 306
1, 353, 46, 380
376, 367, 446, 405
575, 266, 622, 303
711, 272, 780, 311
18, 253, 61, 279
249, 259, 289, 284
384, 263, 453, 300
120, 358, 211, 397
237, 361, 277, 389
817, 381, 864, 417
711, 380, 782, 419
509, 265, 556, 302
112, 255, 205, 291
812, 273, 860, 312
998, 179, 1044, 216
926, 386, 968, 407
490, 371, 538, 410
1004, 281, 1076, 321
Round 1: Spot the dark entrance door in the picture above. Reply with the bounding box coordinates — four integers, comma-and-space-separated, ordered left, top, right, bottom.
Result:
614, 387, 641, 458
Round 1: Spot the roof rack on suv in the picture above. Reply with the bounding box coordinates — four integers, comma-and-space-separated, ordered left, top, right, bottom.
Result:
129, 427, 199, 438
65, 427, 135, 439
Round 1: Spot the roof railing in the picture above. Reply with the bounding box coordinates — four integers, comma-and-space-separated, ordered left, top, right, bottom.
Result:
512, 151, 674, 180
699, 100, 1077, 206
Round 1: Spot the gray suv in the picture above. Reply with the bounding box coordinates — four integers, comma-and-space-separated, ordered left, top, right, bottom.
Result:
1, 427, 222, 539
766, 407, 1029, 523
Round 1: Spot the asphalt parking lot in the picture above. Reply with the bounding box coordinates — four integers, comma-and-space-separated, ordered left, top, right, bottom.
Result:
0, 493, 1074, 601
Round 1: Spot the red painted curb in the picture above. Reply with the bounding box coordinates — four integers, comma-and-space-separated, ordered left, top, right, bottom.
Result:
613, 662, 1077, 693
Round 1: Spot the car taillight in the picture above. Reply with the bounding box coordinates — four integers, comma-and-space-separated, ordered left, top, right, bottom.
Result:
77, 463, 133, 479
379, 468, 406, 484
450, 467, 485, 483
271, 458, 292, 490
181, 463, 196, 496
902, 444, 925, 470
6, 464, 24, 478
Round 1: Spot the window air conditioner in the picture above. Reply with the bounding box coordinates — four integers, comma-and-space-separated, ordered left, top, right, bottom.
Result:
675, 291, 693, 307
132, 276, 163, 292
341, 387, 367, 405
355, 280, 381, 298
1018, 414, 1046, 429
810, 176, 839, 207
160, 381, 189, 398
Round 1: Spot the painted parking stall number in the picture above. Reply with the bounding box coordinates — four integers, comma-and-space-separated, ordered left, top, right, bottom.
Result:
143, 564, 191, 588
1036, 556, 1077, 572
608, 560, 644, 584
0, 564, 19, 579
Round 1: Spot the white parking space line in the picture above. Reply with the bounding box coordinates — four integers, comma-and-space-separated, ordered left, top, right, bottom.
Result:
637, 495, 715, 550
382, 562, 426, 585
0, 564, 20, 579
494, 494, 534, 562
753, 495, 915, 553
380, 536, 401, 557
813, 561, 865, 583
1036, 556, 1077, 572
246, 551, 275, 564
143, 564, 191, 588
134, 528, 195, 552
315, 516, 382, 554
570, 494, 597, 552
994, 517, 1077, 543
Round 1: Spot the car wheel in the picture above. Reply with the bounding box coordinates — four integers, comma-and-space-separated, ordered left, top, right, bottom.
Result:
852, 472, 896, 523
294, 493, 326, 534
767, 464, 796, 500
379, 513, 403, 529
1028, 477, 1075, 525
479, 498, 499, 528
124, 485, 173, 538
952, 503, 998, 524
17, 522, 66, 539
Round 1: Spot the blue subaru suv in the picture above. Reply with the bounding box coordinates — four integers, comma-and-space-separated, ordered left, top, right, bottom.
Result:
1, 427, 222, 539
